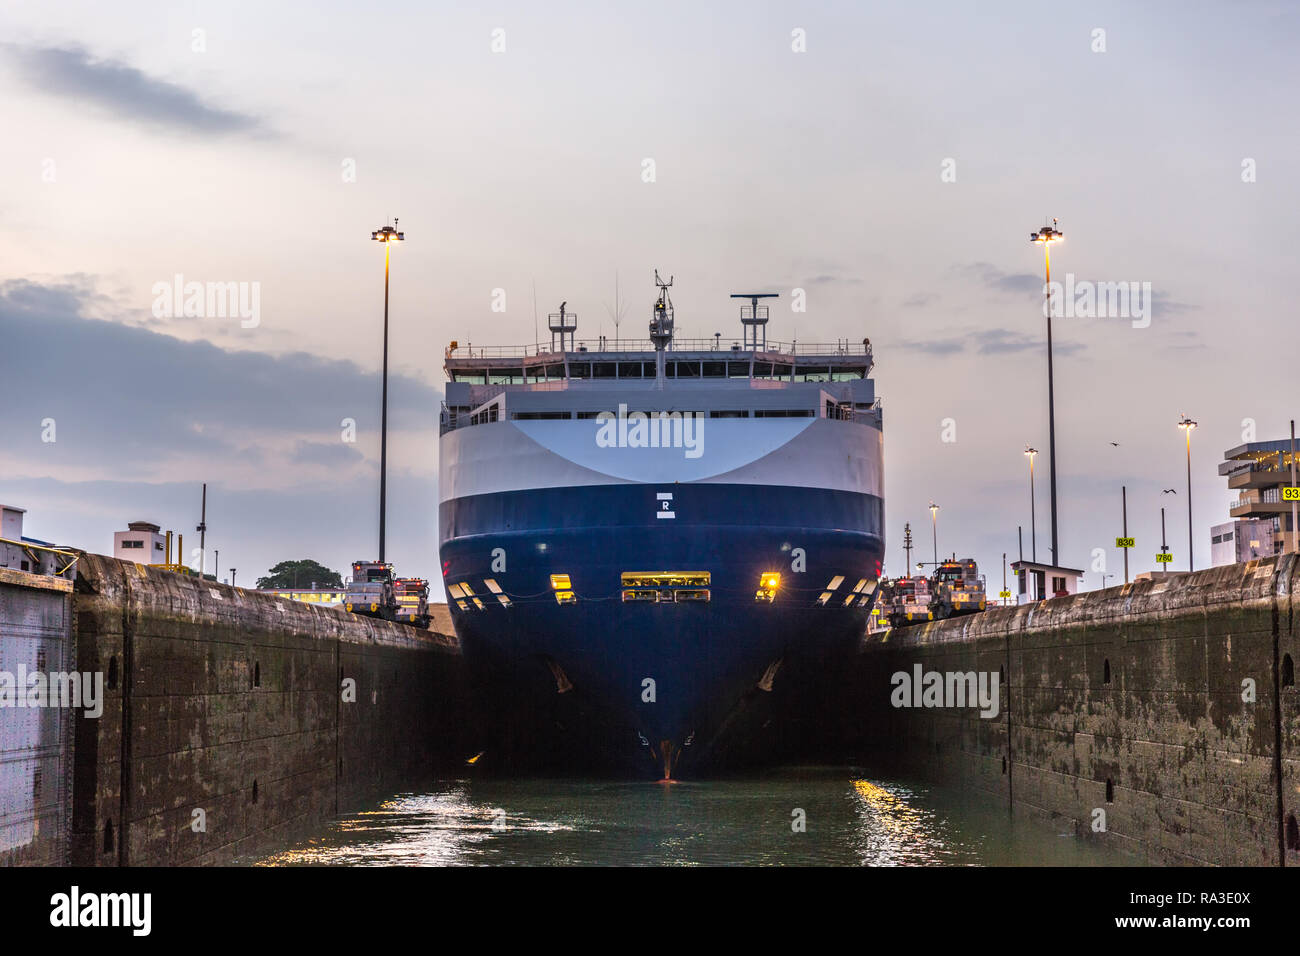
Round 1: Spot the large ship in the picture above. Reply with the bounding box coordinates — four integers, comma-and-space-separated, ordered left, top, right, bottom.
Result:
438, 274, 884, 777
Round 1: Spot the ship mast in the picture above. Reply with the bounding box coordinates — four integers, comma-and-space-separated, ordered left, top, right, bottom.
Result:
650, 269, 674, 388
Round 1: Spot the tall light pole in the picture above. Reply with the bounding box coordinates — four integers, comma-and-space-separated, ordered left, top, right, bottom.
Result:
1290, 419, 1297, 554
1178, 415, 1196, 572
1024, 445, 1038, 562
196, 482, 207, 579
371, 220, 405, 564
929, 501, 939, 568
1030, 220, 1064, 566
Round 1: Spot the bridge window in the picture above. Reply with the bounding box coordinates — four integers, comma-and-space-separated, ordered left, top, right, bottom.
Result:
488, 368, 523, 384
672, 361, 699, 377
831, 367, 868, 381
618, 362, 644, 377
795, 365, 830, 382
702, 361, 725, 377
592, 362, 616, 378
727, 362, 751, 378
709, 410, 749, 418
568, 363, 590, 378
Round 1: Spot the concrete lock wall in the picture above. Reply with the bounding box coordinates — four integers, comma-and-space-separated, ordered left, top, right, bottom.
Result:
855, 554, 1300, 866
66, 553, 466, 867
0, 568, 76, 867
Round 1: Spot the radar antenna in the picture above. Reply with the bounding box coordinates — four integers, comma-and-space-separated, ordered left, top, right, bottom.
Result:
730, 290, 779, 350
649, 270, 675, 388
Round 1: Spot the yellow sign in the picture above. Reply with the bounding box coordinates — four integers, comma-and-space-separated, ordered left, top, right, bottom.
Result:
1283, 487, 1300, 501
998, 590, 1011, 598
1156, 552, 1173, 563
1115, 537, 1135, 548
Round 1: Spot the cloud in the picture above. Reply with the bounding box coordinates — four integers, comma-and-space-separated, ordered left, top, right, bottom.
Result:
0, 277, 439, 480
891, 336, 967, 356
802, 274, 863, 286
2, 43, 266, 135
972, 328, 1037, 354
901, 292, 937, 309
965, 262, 1043, 297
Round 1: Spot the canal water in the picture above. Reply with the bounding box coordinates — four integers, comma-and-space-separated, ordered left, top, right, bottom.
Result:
248, 767, 1138, 866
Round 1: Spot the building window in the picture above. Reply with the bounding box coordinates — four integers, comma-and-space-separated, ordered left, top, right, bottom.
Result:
121, 539, 144, 549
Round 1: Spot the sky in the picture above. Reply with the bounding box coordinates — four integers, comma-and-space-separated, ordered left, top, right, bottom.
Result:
2, 0, 1298, 596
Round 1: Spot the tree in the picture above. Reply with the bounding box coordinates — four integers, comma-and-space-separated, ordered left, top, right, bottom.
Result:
256, 559, 343, 590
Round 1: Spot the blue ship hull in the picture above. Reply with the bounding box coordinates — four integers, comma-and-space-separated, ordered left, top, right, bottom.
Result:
440, 482, 884, 776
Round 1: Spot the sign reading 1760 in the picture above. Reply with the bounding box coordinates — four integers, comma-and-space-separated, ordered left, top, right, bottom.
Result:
1284, 487, 1300, 501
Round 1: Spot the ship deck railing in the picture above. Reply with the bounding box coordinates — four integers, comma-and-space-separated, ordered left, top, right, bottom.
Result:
445, 339, 872, 360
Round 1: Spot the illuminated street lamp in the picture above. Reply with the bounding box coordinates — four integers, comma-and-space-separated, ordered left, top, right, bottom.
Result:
929, 501, 939, 568
1178, 414, 1197, 572
1024, 445, 1039, 562
371, 220, 404, 563
1030, 220, 1064, 565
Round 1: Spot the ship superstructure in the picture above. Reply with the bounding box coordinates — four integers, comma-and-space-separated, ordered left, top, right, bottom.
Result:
438, 275, 884, 776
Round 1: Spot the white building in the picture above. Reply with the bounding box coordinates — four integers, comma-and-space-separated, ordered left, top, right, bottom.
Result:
1010, 559, 1083, 604
1, 504, 24, 543
114, 521, 167, 564
0, 504, 31, 572
1210, 519, 1274, 567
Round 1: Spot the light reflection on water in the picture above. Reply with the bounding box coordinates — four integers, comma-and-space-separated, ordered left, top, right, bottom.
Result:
248, 768, 1137, 867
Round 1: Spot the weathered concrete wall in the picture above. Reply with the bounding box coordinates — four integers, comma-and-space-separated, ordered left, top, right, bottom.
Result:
854, 554, 1299, 866
0, 567, 75, 866
68, 554, 466, 866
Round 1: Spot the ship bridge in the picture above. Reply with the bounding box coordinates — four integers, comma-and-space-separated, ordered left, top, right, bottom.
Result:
440, 339, 878, 435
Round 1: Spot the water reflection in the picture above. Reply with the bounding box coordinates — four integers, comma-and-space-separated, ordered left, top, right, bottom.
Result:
250, 769, 1136, 867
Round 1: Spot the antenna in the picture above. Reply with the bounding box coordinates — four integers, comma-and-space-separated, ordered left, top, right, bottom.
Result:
649, 270, 675, 386
532, 280, 539, 347
730, 291, 779, 350
604, 271, 628, 347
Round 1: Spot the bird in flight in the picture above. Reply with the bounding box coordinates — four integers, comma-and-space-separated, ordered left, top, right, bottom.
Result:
1162, 488, 1177, 494
1109, 442, 1120, 447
